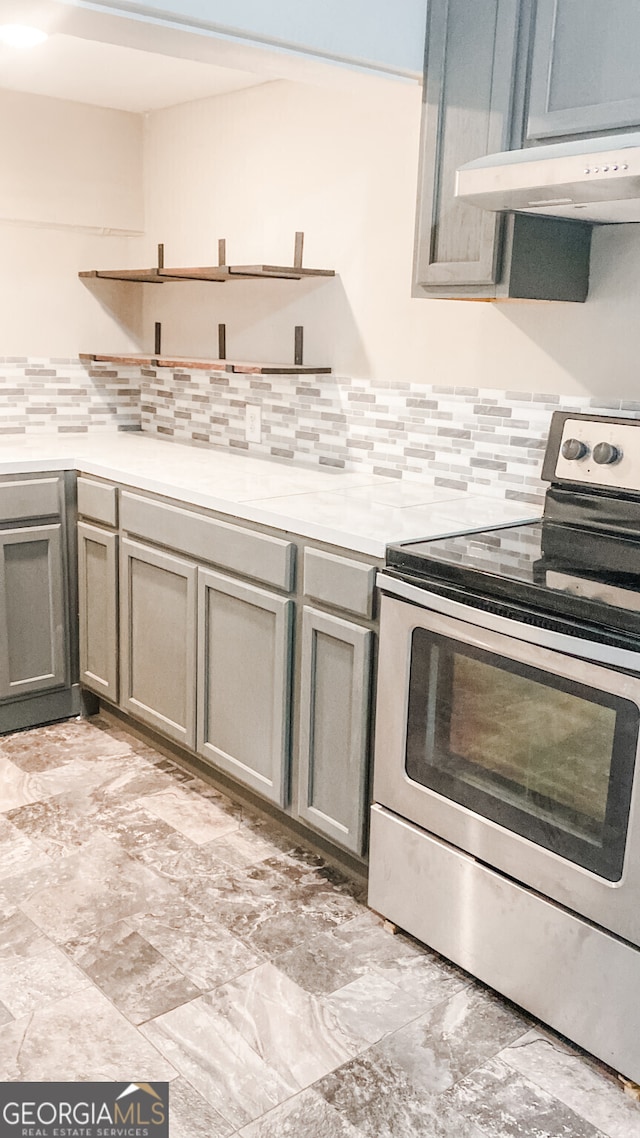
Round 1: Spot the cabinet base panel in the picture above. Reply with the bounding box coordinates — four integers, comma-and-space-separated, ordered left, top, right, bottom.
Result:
368, 804, 640, 1083
0, 685, 81, 735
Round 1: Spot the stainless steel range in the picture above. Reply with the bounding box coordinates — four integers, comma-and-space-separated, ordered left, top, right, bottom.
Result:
369, 411, 640, 1081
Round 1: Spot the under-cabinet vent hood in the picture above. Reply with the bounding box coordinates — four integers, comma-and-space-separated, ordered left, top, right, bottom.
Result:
456, 132, 640, 223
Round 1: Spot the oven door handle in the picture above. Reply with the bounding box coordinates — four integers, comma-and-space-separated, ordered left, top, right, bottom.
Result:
377, 572, 640, 672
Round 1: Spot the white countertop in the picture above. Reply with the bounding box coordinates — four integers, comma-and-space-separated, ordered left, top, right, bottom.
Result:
0, 433, 541, 557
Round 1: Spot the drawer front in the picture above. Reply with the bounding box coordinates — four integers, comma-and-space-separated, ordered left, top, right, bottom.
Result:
120, 491, 295, 591
77, 477, 118, 528
304, 548, 376, 618
0, 476, 62, 522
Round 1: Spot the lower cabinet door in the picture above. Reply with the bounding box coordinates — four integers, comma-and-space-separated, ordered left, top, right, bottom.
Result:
297, 606, 373, 855
77, 522, 118, 702
120, 537, 197, 749
197, 568, 293, 806
0, 523, 67, 701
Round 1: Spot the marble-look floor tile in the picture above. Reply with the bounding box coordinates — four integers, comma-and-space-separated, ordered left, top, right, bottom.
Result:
15, 834, 181, 941
315, 1051, 485, 1138
237, 1087, 365, 1138
6, 796, 96, 858
500, 1029, 640, 1138
333, 914, 469, 1004
0, 816, 51, 878
205, 826, 278, 870
322, 972, 430, 1045
38, 751, 174, 805
0, 756, 46, 812
209, 962, 366, 1090
64, 920, 201, 1025
0, 713, 629, 1138
136, 841, 229, 891
94, 801, 196, 860
137, 785, 242, 845
274, 929, 367, 995
141, 996, 296, 1129
167, 1077, 233, 1138
443, 1057, 608, 1138
0, 940, 91, 1018
0, 908, 52, 959
0, 718, 132, 770
371, 985, 530, 1095
276, 910, 467, 1008
315, 987, 530, 1137
0, 986, 178, 1082
196, 856, 362, 958
126, 900, 262, 989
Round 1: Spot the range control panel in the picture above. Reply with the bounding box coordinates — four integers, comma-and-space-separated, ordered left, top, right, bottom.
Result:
553, 416, 640, 492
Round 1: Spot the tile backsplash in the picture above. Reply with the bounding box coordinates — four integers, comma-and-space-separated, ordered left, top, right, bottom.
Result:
0, 358, 140, 434
2, 357, 638, 507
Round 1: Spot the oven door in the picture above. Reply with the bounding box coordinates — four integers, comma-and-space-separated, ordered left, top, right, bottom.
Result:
374, 579, 640, 946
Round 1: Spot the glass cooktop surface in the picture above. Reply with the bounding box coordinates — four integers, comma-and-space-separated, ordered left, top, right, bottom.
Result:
385, 520, 640, 638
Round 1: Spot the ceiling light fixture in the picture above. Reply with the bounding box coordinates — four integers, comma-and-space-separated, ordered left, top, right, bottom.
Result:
0, 24, 49, 49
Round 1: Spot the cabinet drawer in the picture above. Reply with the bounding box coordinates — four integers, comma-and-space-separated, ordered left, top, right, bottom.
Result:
304, 548, 376, 619
120, 491, 295, 591
0, 476, 62, 521
77, 477, 118, 528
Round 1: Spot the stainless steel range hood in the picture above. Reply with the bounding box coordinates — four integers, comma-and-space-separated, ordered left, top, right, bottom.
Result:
456, 132, 640, 223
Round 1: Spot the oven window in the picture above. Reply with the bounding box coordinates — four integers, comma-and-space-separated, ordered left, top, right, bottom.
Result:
406, 629, 639, 880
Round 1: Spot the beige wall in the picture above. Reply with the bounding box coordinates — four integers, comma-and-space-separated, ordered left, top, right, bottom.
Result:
143, 77, 640, 399
4, 76, 640, 397
0, 89, 144, 356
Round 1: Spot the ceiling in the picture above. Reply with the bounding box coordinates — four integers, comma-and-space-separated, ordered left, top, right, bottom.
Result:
0, 0, 400, 115
0, 32, 266, 112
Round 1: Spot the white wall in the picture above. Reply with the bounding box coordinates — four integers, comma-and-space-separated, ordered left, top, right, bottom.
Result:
142, 77, 640, 400
0, 89, 144, 356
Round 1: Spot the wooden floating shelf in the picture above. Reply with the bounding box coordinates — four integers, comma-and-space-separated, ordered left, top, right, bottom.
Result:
79, 234, 335, 285
80, 352, 157, 366
79, 264, 334, 284
80, 352, 331, 376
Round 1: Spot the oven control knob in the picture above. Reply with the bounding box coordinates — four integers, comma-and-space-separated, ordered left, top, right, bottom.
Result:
593, 442, 621, 465
561, 438, 588, 461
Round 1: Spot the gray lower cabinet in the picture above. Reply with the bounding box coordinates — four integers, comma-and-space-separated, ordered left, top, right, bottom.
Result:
297, 606, 373, 854
77, 521, 118, 702
83, 483, 379, 861
197, 568, 293, 806
120, 537, 197, 749
0, 523, 66, 701
527, 0, 640, 141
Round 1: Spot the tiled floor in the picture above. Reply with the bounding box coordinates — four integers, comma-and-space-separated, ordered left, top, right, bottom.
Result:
1, 715, 639, 1138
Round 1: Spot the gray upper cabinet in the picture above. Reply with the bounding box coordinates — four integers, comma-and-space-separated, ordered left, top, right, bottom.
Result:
0, 523, 66, 701
197, 569, 293, 805
297, 607, 372, 854
527, 0, 640, 141
120, 537, 197, 749
414, 0, 520, 292
414, 0, 592, 301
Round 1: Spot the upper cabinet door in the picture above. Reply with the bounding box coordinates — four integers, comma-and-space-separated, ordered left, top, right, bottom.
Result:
413, 0, 521, 291
527, 0, 640, 140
